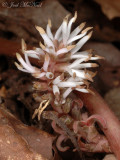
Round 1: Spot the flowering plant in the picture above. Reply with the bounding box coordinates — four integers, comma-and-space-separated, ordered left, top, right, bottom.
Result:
15, 12, 102, 104
15, 12, 112, 157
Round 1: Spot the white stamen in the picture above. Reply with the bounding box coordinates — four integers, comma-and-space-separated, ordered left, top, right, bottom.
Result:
53, 85, 60, 95
34, 48, 45, 55
71, 31, 93, 54
71, 51, 90, 59
43, 54, 50, 71
67, 77, 83, 82
73, 63, 99, 69
16, 53, 35, 73
24, 50, 40, 59
46, 47, 52, 53
54, 25, 62, 40
75, 88, 89, 93
69, 22, 86, 39
67, 12, 77, 39
36, 26, 54, 47
56, 48, 68, 55
15, 62, 30, 73
69, 58, 87, 68
53, 76, 62, 85
62, 18, 68, 45
90, 55, 104, 60
67, 27, 92, 44
67, 33, 86, 44
71, 69, 86, 79
48, 47, 55, 55
63, 88, 72, 99
24, 53, 33, 68
57, 81, 84, 88
46, 19, 54, 40
35, 72, 46, 78
58, 35, 62, 42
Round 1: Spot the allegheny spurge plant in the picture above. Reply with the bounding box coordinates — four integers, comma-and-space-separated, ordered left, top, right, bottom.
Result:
15, 12, 120, 159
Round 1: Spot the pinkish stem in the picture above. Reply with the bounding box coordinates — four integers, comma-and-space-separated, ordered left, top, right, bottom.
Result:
56, 134, 69, 152
80, 114, 107, 129
76, 88, 120, 159
51, 121, 65, 135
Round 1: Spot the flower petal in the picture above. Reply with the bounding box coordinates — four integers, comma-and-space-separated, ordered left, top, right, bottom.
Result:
16, 53, 35, 73
71, 31, 93, 54
46, 19, 54, 40
63, 88, 72, 99
67, 11, 77, 39
43, 54, 50, 71
36, 26, 54, 47
69, 22, 86, 39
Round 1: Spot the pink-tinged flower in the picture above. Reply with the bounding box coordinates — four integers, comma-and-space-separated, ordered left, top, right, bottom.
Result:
15, 12, 103, 104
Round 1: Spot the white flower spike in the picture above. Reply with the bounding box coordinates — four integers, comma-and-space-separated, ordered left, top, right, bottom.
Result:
15, 12, 103, 104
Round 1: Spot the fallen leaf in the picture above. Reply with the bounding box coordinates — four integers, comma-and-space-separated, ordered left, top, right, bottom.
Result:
94, 0, 120, 19
0, 86, 7, 97
0, 106, 55, 160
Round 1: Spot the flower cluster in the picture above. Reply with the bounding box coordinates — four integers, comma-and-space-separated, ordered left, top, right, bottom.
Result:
15, 12, 102, 104
15, 12, 111, 154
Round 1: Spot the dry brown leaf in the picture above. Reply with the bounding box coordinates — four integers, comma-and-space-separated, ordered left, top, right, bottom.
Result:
0, 106, 55, 160
94, 0, 120, 19
0, 86, 7, 97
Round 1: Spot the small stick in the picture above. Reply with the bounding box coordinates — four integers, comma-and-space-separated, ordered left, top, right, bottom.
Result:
43, 111, 85, 160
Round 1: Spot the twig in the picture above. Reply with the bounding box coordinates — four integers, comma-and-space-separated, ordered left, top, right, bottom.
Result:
43, 111, 85, 160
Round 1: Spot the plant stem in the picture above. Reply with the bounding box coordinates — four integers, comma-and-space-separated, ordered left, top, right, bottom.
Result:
76, 88, 120, 159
